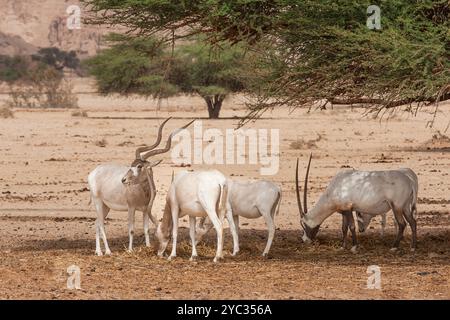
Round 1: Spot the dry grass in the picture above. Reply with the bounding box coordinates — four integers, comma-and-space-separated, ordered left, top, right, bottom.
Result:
290, 134, 323, 149
426, 131, 450, 145
0, 107, 14, 118
413, 131, 450, 151
71, 110, 88, 117
94, 139, 108, 147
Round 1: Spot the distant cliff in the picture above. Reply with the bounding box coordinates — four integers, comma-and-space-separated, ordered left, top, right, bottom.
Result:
0, 0, 108, 57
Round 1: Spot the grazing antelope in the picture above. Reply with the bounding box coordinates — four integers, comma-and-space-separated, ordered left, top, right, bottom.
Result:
295, 154, 418, 252
155, 170, 228, 262
88, 118, 194, 255
196, 179, 282, 257
355, 167, 418, 235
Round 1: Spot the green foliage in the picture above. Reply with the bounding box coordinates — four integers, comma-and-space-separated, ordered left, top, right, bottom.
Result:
0, 55, 29, 83
84, 34, 176, 97
83, 0, 450, 120
170, 40, 245, 98
85, 34, 247, 117
242, 0, 450, 119
7, 65, 78, 109
1, 49, 79, 109
32, 47, 80, 72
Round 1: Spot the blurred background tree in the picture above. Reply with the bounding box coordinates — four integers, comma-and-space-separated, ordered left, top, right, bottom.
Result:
85, 34, 246, 118
0, 47, 79, 108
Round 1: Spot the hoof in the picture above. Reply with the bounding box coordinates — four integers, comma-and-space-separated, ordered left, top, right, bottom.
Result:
105, 250, 111, 256
350, 246, 358, 254
168, 255, 176, 261
189, 255, 198, 262
231, 249, 240, 257
262, 252, 269, 258
95, 251, 103, 256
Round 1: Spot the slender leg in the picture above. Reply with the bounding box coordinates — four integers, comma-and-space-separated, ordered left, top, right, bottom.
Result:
341, 212, 349, 249
380, 213, 386, 237
226, 208, 239, 256
347, 212, 358, 253
207, 210, 224, 263
95, 222, 102, 256
262, 213, 275, 257
128, 208, 136, 252
233, 215, 240, 235
94, 199, 111, 255
168, 205, 179, 260
143, 212, 150, 247
402, 208, 417, 251
195, 217, 213, 244
189, 216, 198, 261
391, 207, 406, 251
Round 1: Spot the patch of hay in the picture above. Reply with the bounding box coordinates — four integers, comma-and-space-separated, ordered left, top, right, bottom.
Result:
423, 131, 450, 149
71, 110, 88, 117
94, 139, 108, 148
290, 134, 323, 149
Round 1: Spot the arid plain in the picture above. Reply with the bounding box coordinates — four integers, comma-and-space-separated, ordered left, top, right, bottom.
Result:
0, 91, 449, 299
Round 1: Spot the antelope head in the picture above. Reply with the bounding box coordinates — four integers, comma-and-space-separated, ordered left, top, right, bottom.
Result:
295, 153, 320, 243
123, 117, 195, 183
122, 160, 162, 186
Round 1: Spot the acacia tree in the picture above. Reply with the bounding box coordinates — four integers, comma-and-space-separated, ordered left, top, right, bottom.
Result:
83, 0, 450, 122
85, 34, 246, 118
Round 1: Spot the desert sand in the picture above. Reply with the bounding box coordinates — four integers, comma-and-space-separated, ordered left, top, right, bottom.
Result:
0, 93, 449, 299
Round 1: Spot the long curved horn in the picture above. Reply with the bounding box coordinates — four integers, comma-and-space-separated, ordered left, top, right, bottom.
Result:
141, 119, 196, 160
304, 153, 312, 214
295, 158, 305, 218
135, 117, 172, 159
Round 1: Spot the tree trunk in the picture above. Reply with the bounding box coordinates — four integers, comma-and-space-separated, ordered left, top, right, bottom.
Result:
204, 95, 225, 119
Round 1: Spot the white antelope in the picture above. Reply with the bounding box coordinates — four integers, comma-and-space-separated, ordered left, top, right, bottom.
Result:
196, 179, 282, 257
88, 118, 194, 255
295, 154, 418, 252
156, 170, 228, 262
355, 167, 418, 235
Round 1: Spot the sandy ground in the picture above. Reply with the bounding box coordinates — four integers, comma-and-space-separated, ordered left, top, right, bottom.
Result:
0, 94, 449, 299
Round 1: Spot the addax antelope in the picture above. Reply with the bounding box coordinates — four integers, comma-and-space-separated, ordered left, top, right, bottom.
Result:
196, 179, 282, 257
156, 170, 228, 262
88, 118, 194, 255
295, 154, 417, 252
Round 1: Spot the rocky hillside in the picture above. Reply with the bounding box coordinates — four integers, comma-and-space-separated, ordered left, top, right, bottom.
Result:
0, 0, 109, 57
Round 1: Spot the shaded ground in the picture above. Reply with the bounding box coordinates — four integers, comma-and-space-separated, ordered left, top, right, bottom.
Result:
0, 99, 449, 299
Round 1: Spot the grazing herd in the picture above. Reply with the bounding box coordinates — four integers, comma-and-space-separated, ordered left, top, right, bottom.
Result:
88, 118, 419, 261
